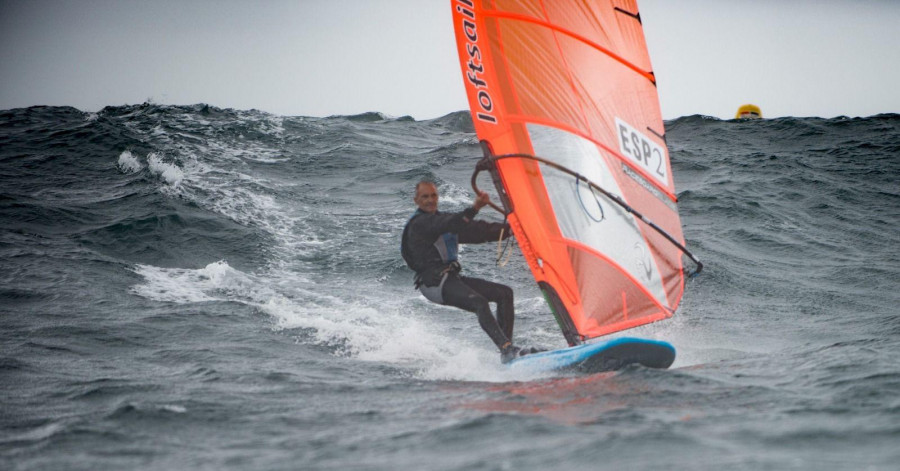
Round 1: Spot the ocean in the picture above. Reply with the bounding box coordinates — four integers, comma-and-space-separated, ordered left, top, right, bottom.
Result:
1, 104, 898, 470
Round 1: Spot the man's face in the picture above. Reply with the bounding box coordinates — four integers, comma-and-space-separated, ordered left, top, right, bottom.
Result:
414, 183, 439, 214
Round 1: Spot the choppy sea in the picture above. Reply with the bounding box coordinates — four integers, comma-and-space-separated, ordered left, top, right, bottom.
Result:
1, 104, 899, 470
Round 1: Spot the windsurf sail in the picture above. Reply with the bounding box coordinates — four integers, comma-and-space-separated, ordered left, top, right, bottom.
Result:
452, 0, 700, 345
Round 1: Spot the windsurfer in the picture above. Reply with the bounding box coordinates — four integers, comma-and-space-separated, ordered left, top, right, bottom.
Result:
401, 180, 536, 363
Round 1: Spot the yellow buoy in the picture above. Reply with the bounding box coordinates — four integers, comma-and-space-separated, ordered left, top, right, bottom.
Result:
735, 104, 762, 119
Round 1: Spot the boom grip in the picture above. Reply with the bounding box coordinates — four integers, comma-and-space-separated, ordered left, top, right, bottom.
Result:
470, 166, 506, 214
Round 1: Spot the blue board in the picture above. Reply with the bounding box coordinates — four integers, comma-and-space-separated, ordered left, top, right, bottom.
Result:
507, 337, 675, 374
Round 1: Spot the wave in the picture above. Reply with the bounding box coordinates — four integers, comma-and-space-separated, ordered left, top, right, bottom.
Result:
2, 104, 899, 382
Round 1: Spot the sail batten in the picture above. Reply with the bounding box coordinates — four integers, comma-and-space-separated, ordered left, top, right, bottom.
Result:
479, 10, 657, 84
453, 0, 688, 344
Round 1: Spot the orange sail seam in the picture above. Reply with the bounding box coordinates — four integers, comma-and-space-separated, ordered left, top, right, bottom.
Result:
588, 312, 671, 338
554, 236, 674, 315
536, 0, 594, 141
479, 9, 657, 85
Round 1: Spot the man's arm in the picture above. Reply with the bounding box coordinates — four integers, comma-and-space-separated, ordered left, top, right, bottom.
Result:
458, 220, 512, 244
458, 191, 511, 243
409, 206, 479, 240
409, 191, 491, 240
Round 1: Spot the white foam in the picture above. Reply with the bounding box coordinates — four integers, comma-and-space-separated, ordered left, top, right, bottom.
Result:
147, 152, 184, 186
131, 264, 216, 303
128, 260, 557, 382
117, 150, 143, 174
435, 182, 472, 209
130, 261, 270, 304
160, 404, 187, 413
7, 421, 66, 443
262, 292, 543, 382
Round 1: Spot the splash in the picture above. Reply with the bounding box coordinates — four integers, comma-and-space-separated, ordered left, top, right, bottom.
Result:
147, 152, 184, 186
116, 150, 142, 174
129, 261, 267, 304
128, 260, 554, 382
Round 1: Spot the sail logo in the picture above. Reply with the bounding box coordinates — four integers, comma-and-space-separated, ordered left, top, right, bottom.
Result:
615, 117, 668, 185
456, 0, 497, 124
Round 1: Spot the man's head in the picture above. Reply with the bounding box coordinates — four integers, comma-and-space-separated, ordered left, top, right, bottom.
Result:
414, 180, 438, 214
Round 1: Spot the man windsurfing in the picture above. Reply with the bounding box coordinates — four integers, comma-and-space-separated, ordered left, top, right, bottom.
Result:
401, 180, 537, 363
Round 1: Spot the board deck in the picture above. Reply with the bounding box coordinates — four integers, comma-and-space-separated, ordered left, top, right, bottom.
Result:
507, 337, 675, 374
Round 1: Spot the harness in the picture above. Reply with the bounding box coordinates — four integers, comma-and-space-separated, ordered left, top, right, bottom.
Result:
416, 261, 460, 289
401, 210, 462, 289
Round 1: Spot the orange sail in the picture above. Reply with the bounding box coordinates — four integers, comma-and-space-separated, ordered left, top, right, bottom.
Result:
452, 0, 691, 344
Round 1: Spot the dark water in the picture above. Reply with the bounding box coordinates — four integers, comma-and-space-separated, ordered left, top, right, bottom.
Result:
2, 104, 899, 470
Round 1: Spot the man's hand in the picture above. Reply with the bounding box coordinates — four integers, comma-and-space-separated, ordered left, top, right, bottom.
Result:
473, 191, 491, 211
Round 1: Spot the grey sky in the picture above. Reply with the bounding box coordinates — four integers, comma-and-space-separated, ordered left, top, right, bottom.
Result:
2, 0, 898, 119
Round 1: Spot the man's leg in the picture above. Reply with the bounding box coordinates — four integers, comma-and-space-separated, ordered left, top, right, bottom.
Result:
457, 276, 514, 341
439, 274, 511, 350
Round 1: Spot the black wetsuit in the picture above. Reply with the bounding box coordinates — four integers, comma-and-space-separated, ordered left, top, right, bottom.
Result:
401, 206, 514, 350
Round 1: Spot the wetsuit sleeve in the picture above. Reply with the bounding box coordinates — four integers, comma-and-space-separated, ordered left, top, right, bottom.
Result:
408, 207, 479, 241
458, 221, 511, 244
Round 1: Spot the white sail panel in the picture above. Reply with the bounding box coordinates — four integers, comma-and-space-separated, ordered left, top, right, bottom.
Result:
528, 124, 667, 307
